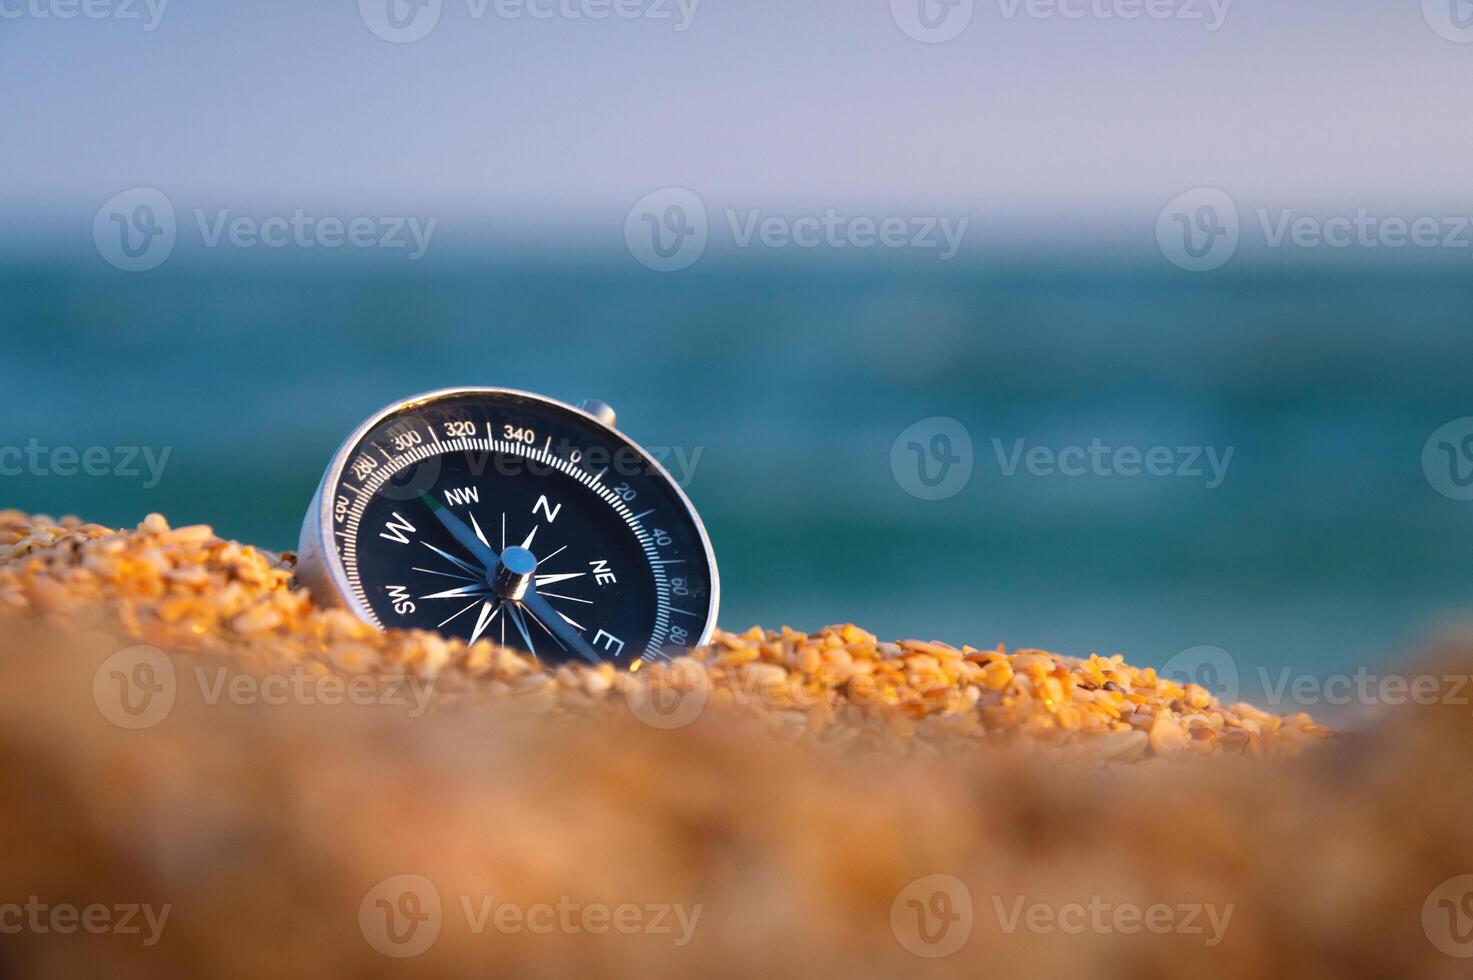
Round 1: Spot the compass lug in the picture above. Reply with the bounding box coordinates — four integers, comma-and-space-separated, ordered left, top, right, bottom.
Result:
578, 399, 617, 429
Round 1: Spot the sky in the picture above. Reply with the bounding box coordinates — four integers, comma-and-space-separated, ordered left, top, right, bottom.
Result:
2, 0, 1471, 250
3, 0, 1472, 671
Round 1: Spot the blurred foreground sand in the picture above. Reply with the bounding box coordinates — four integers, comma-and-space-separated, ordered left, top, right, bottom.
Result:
4, 629, 1473, 978
0, 515, 1470, 978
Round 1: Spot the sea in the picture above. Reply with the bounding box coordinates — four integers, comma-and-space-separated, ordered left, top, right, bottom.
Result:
4, 242, 1471, 704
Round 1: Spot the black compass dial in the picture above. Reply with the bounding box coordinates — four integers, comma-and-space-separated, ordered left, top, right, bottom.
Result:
315, 390, 717, 666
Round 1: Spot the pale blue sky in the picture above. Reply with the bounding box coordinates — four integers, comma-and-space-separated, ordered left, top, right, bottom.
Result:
2, 0, 1469, 246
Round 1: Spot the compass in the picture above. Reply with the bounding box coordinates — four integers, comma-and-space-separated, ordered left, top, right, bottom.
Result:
296, 388, 719, 667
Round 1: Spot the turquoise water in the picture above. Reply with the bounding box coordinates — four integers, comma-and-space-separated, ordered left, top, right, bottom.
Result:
3, 248, 1472, 694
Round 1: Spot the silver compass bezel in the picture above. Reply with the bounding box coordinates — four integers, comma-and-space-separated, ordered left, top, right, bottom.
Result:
296, 386, 721, 656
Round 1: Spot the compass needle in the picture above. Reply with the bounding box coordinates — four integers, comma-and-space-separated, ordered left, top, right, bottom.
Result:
521, 604, 565, 649
421, 542, 483, 579
419, 493, 501, 573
